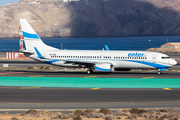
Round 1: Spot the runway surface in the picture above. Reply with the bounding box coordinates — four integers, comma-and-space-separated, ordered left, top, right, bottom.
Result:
0, 60, 180, 109
0, 69, 180, 78
0, 87, 180, 109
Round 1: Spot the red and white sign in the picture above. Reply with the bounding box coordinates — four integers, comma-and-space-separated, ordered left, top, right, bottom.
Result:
5, 52, 19, 59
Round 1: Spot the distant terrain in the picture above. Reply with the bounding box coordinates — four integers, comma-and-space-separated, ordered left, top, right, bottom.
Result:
0, 0, 180, 38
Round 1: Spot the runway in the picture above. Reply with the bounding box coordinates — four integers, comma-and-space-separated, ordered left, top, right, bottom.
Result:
0, 69, 180, 78
0, 60, 180, 109
0, 87, 180, 109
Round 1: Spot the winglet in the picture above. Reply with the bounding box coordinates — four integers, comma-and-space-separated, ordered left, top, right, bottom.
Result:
105, 45, 110, 51
34, 47, 44, 59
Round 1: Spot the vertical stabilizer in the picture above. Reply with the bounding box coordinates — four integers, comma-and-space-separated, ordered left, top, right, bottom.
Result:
20, 19, 40, 40
20, 19, 58, 51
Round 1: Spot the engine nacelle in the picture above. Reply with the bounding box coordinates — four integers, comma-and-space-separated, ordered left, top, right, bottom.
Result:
95, 63, 113, 72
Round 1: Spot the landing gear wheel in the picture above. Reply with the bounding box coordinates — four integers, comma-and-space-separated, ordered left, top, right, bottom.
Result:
158, 69, 161, 75
90, 69, 93, 74
87, 69, 93, 74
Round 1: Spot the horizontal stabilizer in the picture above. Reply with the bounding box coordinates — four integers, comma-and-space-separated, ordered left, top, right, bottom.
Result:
4, 49, 34, 54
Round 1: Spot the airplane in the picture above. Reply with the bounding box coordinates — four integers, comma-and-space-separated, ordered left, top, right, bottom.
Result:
16, 19, 177, 74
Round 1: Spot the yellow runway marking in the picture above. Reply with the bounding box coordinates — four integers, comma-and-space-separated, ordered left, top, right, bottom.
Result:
90, 88, 101, 90
84, 76, 98, 78
29, 75, 44, 77
163, 88, 172, 90
142, 77, 155, 79
20, 87, 41, 89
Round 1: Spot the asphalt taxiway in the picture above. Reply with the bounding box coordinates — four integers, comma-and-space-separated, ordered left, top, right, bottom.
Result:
0, 69, 180, 78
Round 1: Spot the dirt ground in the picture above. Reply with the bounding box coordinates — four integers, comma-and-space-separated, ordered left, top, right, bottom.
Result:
0, 116, 139, 120
0, 108, 180, 120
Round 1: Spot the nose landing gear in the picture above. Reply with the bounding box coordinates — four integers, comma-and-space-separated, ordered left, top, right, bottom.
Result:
157, 68, 167, 75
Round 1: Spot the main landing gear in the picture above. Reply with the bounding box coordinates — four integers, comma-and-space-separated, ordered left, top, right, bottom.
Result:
158, 69, 161, 75
87, 69, 93, 74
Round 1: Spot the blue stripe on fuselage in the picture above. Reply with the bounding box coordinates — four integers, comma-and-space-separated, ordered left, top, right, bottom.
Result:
45, 60, 60, 64
122, 60, 169, 69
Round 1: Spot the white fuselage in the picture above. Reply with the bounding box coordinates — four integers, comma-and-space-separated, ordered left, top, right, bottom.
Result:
28, 49, 177, 70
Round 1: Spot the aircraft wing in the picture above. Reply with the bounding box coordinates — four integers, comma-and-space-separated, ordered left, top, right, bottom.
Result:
64, 60, 95, 66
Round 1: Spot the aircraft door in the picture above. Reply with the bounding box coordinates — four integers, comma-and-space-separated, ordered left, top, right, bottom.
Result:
152, 55, 156, 63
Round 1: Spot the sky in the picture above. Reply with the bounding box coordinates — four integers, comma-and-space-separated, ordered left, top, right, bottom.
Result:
0, 0, 20, 6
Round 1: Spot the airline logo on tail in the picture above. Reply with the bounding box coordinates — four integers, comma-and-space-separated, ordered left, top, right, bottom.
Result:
22, 31, 39, 39
20, 19, 40, 39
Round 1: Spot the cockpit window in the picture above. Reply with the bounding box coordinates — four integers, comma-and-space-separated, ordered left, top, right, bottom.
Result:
162, 57, 170, 59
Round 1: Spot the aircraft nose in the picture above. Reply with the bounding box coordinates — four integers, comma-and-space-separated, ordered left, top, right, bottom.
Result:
169, 59, 177, 66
